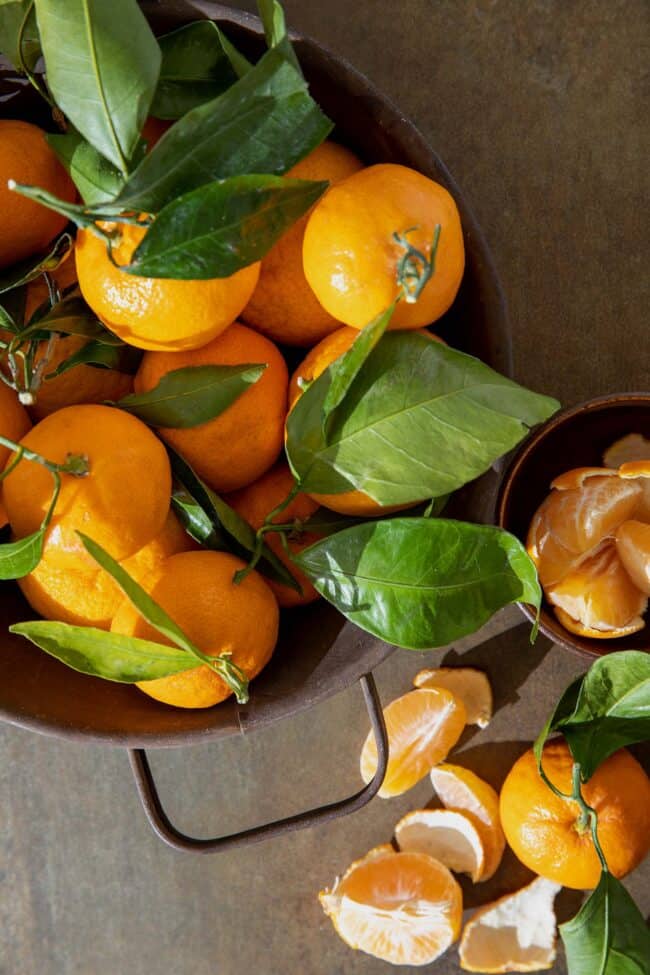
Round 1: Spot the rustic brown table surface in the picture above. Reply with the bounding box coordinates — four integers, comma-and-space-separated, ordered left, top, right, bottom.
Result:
1, 2, 648, 973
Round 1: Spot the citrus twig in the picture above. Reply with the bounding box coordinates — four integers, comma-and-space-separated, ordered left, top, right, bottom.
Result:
394, 224, 441, 303
233, 480, 301, 585
570, 762, 609, 872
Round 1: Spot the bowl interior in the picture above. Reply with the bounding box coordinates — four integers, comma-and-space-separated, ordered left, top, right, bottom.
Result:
0, 2, 510, 746
497, 394, 650, 658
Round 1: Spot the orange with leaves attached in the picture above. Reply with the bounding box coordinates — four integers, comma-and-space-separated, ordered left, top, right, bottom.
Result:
303, 163, 464, 330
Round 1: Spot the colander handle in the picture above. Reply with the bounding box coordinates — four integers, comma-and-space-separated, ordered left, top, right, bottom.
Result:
127, 672, 388, 853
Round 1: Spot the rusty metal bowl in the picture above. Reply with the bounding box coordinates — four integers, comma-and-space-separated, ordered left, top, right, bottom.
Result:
0, 2, 510, 850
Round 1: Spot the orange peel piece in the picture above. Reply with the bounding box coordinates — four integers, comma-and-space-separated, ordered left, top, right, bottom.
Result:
459, 876, 560, 973
360, 688, 466, 798
413, 667, 492, 728
319, 846, 463, 966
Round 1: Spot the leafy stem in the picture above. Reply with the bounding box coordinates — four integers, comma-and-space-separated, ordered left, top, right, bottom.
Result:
233, 480, 301, 586
394, 224, 441, 304
0, 434, 89, 479
571, 762, 609, 872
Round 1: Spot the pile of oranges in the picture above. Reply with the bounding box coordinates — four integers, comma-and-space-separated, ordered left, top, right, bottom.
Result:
0, 119, 465, 710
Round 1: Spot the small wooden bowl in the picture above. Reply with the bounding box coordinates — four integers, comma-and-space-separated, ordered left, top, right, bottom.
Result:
496, 393, 650, 658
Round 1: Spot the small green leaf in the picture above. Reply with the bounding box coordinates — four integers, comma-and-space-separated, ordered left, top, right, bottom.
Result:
296, 517, 542, 650
321, 303, 394, 437
0, 529, 45, 580
286, 331, 560, 505
116, 363, 265, 428
47, 129, 124, 205
151, 21, 238, 120
169, 447, 301, 592
9, 621, 198, 682
560, 872, 650, 975
78, 531, 249, 703
114, 44, 332, 213
32, 294, 122, 343
45, 338, 140, 379
0, 233, 73, 295
123, 175, 327, 279
555, 651, 650, 780
258, 0, 288, 49
0, 0, 40, 72
172, 485, 226, 549
34, 0, 161, 173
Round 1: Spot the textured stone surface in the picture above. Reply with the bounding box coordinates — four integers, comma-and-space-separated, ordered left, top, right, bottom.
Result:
1, 2, 648, 973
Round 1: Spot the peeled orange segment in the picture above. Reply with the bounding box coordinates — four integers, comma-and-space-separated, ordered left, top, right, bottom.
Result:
527, 474, 642, 586
603, 432, 650, 468
459, 877, 561, 973
360, 688, 466, 798
615, 520, 650, 595
553, 606, 644, 639
550, 466, 619, 490
395, 809, 486, 882
413, 667, 492, 729
430, 764, 505, 881
319, 847, 463, 966
546, 540, 647, 634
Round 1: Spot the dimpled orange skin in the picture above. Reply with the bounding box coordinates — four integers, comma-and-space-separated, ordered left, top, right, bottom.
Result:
303, 163, 465, 330
225, 462, 320, 608
2, 404, 171, 570
135, 322, 288, 493
242, 141, 363, 347
0, 384, 31, 528
288, 325, 441, 516
0, 120, 76, 269
499, 740, 650, 890
111, 550, 279, 709
75, 221, 260, 351
19, 512, 194, 629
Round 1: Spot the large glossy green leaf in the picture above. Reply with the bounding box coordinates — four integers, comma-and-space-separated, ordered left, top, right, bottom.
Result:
551, 652, 650, 780
286, 332, 560, 505
0, 233, 72, 295
116, 364, 265, 428
560, 872, 650, 975
296, 517, 541, 650
114, 43, 332, 213
169, 447, 300, 592
9, 621, 198, 682
47, 130, 124, 205
151, 21, 237, 119
34, 0, 161, 173
0, 529, 45, 580
123, 175, 327, 279
45, 337, 140, 379
0, 0, 40, 72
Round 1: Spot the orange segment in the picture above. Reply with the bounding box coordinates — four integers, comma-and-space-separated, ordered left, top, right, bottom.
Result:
459, 877, 560, 973
413, 667, 492, 728
527, 473, 642, 586
546, 540, 647, 634
319, 846, 463, 966
360, 688, 466, 798
550, 466, 618, 490
615, 520, 650, 595
603, 432, 650, 468
430, 764, 505, 881
553, 606, 645, 639
395, 808, 486, 882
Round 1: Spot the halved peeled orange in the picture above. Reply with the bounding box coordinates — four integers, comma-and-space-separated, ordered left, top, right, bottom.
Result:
319, 845, 463, 966
360, 688, 466, 798
546, 539, 647, 637
413, 667, 493, 729
430, 764, 505, 881
395, 808, 486, 882
459, 876, 561, 973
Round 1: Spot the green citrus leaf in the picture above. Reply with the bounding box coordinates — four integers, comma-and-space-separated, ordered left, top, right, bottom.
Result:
286, 331, 560, 505
45, 337, 140, 379
47, 129, 124, 205
123, 174, 327, 279
30, 294, 122, 342
168, 447, 300, 593
116, 363, 265, 428
113, 43, 332, 213
296, 517, 542, 650
0, 233, 73, 295
9, 620, 198, 682
0, 528, 45, 580
34, 0, 161, 173
560, 872, 650, 975
0, 0, 40, 72
151, 21, 238, 120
